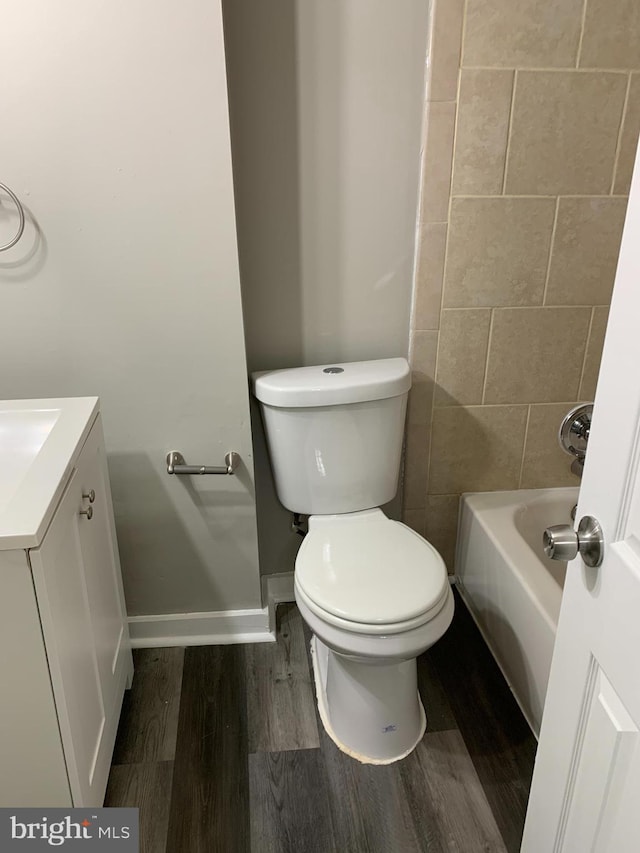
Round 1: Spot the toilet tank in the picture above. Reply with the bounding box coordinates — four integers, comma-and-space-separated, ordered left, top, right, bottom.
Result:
252, 358, 411, 515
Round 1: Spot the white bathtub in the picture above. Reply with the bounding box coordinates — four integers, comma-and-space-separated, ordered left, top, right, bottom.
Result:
456, 486, 578, 738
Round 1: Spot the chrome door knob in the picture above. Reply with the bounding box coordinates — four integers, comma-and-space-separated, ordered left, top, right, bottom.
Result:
82, 489, 96, 503
543, 525, 578, 561
543, 515, 604, 568
79, 506, 93, 520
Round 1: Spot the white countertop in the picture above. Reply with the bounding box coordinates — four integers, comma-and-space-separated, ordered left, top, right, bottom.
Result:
0, 397, 99, 550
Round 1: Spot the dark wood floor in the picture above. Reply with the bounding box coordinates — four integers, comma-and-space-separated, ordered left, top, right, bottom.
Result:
105, 589, 536, 853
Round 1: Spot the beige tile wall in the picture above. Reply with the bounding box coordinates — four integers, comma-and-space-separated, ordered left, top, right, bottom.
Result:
403, 0, 639, 571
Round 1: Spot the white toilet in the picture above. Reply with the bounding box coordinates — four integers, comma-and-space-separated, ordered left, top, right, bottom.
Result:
252, 357, 454, 764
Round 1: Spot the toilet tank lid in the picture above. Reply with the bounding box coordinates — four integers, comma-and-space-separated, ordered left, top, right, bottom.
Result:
252, 358, 411, 408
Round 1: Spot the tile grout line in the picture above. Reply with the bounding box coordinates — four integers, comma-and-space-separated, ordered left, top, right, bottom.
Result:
445, 62, 463, 229
459, 303, 609, 310
436, 400, 579, 411
423, 0, 436, 107
449, 0, 468, 194
501, 69, 518, 195
575, 0, 589, 68
541, 301, 611, 309
408, 328, 417, 363
541, 196, 561, 306
416, 0, 450, 511
442, 303, 609, 312
419, 491, 460, 499
451, 193, 629, 200
409, 0, 438, 335
480, 308, 496, 404
446, 0, 467, 200
460, 65, 628, 75
517, 405, 532, 489
455, 193, 555, 200
610, 72, 633, 195
577, 306, 596, 400
408, 0, 434, 403
422, 329, 440, 508
459, 0, 469, 71
437, 66, 463, 318
450, 97, 461, 193
426, 30, 463, 503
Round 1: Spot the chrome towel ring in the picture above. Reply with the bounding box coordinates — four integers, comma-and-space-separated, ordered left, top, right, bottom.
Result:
0, 182, 25, 252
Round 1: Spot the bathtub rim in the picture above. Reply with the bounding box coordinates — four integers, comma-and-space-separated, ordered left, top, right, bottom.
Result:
454, 485, 579, 738
455, 486, 579, 632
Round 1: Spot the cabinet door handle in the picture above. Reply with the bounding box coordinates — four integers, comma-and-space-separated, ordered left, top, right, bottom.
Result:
83, 489, 96, 503
80, 506, 93, 520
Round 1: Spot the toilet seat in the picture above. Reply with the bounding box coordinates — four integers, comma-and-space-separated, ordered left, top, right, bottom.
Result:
295, 508, 449, 635
295, 579, 450, 635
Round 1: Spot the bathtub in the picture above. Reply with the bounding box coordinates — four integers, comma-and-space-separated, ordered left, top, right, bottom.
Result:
455, 486, 578, 738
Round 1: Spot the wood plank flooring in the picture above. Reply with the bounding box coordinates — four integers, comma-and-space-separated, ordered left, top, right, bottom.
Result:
105, 762, 174, 852
165, 645, 250, 853
111, 647, 184, 765
249, 750, 336, 853
246, 603, 319, 753
427, 596, 537, 853
105, 588, 536, 853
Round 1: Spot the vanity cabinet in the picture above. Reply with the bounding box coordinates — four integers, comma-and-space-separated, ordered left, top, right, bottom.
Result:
0, 405, 133, 807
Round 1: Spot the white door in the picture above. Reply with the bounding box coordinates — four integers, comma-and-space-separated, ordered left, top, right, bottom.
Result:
521, 149, 640, 849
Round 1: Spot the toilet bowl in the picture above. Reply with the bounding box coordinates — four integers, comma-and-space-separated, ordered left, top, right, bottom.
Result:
294, 508, 454, 763
252, 357, 455, 763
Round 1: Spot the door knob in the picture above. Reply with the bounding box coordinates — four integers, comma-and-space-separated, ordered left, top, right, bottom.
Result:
83, 489, 96, 503
543, 515, 604, 567
79, 506, 93, 520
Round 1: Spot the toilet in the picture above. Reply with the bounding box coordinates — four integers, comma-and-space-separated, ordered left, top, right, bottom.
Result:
252, 357, 454, 764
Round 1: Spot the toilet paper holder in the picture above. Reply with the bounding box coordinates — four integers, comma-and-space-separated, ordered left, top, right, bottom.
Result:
166, 450, 239, 475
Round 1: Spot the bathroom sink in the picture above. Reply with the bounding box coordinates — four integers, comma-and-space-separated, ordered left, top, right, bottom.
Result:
0, 409, 61, 514
0, 397, 99, 549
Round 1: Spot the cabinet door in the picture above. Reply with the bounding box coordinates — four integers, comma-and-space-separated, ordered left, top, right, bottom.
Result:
30, 416, 133, 806
75, 415, 133, 728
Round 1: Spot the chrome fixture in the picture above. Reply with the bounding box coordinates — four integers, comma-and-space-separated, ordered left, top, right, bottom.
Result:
166, 450, 239, 475
558, 403, 593, 477
543, 515, 604, 568
83, 489, 96, 503
79, 506, 94, 520
0, 182, 26, 252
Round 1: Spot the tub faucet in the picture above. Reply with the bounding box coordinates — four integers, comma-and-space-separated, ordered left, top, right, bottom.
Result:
558, 403, 593, 479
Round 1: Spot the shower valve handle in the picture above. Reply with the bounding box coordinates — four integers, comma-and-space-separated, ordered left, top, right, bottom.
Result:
543, 516, 604, 568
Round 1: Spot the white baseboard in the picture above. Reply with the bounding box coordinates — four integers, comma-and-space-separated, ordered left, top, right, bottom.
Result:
262, 571, 296, 631
128, 608, 273, 648
128, 572, 296, 648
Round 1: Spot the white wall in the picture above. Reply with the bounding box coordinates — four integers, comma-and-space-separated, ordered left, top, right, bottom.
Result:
223, 0, 430, 573
0, 1, 261, 616
224, 0, 429, 370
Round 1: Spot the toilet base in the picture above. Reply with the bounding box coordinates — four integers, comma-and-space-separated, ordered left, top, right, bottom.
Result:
310, 635, 426, 764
